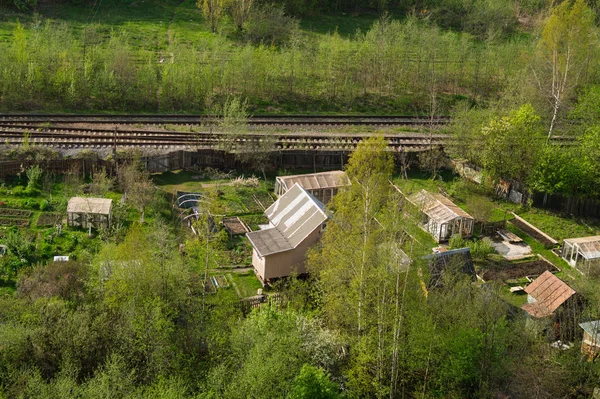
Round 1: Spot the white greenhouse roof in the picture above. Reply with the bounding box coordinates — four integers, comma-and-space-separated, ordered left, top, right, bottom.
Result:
67, 197, 112, 215
407, 190, 473, 224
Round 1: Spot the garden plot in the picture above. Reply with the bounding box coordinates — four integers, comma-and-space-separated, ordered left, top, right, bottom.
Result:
37, 213, 63, 227
223, 217, 250, 235
0, 217, 29, 227
481, 258, 559, 282
0, 209, 33, 218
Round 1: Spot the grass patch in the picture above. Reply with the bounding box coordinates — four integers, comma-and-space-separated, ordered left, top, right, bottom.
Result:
392, 169, 457, 196
229, 270, 263, 298
515, 208, 600, 242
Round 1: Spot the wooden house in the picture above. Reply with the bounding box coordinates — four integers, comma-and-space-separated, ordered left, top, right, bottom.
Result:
274, 170, 350, 204
407, 190, 474, 242
67, 197, 112, 229
247, 183, 328, 285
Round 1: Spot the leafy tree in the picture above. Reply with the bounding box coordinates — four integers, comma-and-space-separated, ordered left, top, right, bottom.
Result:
529, 144, 598, 197
288, 364, 342, 399
480, 104, 544, 182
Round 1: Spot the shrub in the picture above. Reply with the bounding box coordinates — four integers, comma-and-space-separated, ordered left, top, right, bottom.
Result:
449, 234, 466, 249
469, 237, 495, 261
39, 200, 49, 211
243, 4, 299, 45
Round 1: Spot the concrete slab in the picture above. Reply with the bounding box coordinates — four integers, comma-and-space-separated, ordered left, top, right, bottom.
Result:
491, 239, 532, 260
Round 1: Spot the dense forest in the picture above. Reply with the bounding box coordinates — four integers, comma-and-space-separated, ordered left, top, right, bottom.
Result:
2, 0, 600, 398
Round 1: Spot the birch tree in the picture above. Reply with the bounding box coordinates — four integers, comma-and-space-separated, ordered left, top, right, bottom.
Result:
198, 0, 230, 33
533, 0, 596, 141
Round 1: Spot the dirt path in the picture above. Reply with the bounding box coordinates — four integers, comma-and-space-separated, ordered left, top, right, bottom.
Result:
167, 0, 184, 47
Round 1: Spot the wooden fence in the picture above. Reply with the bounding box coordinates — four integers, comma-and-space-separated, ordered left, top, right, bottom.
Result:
0, 149, 355, 178
532, 192, 600, 218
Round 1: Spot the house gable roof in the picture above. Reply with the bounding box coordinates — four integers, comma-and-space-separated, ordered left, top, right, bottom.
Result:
247, 183, 328, 257
522, 271, 576, 318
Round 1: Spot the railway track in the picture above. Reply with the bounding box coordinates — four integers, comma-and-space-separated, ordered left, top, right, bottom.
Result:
0, 124, 447, 152
0, 116, 574, 152
0, 114, 449, 127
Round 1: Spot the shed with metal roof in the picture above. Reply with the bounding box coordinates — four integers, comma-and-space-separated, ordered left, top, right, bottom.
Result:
67, 197, 112, 229
562, 236, 600, 273
275, 170, 350, 204
247, 183, 328, 284
521, 271, 576, 318
579, 320, 600, 359
407, 189, 474, 242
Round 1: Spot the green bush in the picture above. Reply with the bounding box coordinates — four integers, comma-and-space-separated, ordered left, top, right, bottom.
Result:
469, 237, 495, 260
449, 234, 466, 249
39, 200, 49, 211
243, 4, 299, 45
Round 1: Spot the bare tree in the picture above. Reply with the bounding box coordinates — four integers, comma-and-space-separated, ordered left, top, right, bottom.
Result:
532, 0, 596, 141
117, 162, 156, 223
230, 0, 254, 31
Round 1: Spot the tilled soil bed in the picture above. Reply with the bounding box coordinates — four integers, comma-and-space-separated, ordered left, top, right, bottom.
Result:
0, 208, 32, 218
510, 218, 555, 247
0, 217, 29, 227
481, 259, 559, 282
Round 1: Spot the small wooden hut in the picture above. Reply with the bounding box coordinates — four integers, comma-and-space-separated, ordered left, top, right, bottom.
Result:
579, 320, 600, 360
407, 190, 474, 243
67, 197, 112, 229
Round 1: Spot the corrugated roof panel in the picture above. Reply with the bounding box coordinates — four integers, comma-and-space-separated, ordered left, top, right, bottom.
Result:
248, 183, 328, 256
277, 171, 350, 191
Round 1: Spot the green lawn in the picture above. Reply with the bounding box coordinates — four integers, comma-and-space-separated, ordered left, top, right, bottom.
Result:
228, 270, 263, 298
3, 0, 211, 49
515, 208, 600, 242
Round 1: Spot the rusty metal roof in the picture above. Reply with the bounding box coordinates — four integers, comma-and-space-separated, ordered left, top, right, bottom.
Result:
277, 171, 351, 192
247, 184, 328, 257
522, 271, 575, 318
564, 236, 600, 260
67, 197, 112, 215
407, 190, 473, 224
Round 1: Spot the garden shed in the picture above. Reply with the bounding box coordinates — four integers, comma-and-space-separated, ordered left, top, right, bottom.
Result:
247, 183, 328, 285
579, 320, 600, 359
274, 170, 350, 204
407, 190, 474, 242
67, 197, 112, 229
522, 271, 576, 319
562, 236, 600, 272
